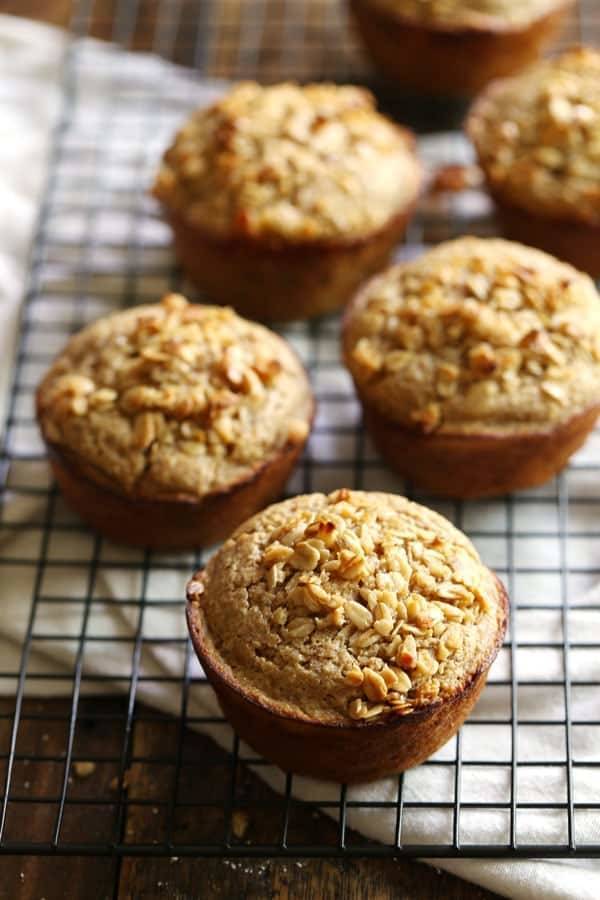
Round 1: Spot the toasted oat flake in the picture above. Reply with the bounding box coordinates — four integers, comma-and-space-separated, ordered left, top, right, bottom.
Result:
345, 599, 374, 630
153, 82, 420, 242
195, 490, 504, 724
263, 543, 294, 567
344, 667, 364, 687
37, 294, 312, 498
363, 667, 389, 701
469, 49, 600, 227
397, 633, 418, 669
289, 541, 321, 571
345, 238, 600, 435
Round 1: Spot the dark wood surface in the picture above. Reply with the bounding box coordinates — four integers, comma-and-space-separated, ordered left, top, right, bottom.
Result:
0, 697, 500, 900
3, 854, 498, 900
0, 1, 502, 897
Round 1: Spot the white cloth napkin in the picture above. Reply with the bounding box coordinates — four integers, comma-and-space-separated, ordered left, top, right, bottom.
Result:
1, 14, 600, 899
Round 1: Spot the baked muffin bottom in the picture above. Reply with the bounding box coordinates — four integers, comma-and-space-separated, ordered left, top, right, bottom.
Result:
187, 568, 508, 782
44, 433, 310, 550
166, 207, 417, 322
350, 0, 571, 95
492, 198, 600, 279
360, 400, 600, 499
342, 237, 600, 499
36, 294, 316, 549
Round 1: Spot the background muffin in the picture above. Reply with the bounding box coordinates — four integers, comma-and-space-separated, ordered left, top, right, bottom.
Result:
153, 82, 422, 321
187, 489, 507, 782
467, 47, 600, 276
343, 237, 600, 498
350, 0, 573, 96
36, 294, 314, 548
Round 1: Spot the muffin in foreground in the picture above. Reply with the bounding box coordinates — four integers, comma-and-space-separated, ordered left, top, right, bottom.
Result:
186, 490, 507, 782
467, 48, 600, 276
36, 294, 314, 549
152, 82, 422, 321
343, 237, 600, 498
350, 0, 572, 96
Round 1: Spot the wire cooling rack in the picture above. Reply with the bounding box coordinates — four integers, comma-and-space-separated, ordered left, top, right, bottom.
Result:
1, 0, 600, 860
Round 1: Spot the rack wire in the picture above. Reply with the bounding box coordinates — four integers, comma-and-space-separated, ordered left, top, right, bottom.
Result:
1, 0, 600, 859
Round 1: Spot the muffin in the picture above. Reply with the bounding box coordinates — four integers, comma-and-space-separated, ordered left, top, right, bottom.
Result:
467, 48, 600, 276
350, 0, 573, 96
152, 82, 422, 322
36, 294, 314, 549
186, 489, 508, 782
343, 238, 600, 499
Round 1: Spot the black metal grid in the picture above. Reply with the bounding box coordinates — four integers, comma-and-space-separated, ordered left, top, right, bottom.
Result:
1, 0, 600, 860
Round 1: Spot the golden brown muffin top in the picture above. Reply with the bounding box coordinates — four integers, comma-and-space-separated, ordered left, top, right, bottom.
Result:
368, 0, 568, 28
152, 82, 421, 243
189, 490, 505, 725
37, 294, 312, 499
344, 237, 600, 435
468, 48, 600, 225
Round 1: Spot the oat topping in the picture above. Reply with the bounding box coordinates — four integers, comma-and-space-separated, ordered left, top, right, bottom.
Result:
344, 237, 600, 434
194, 490, 504, 724
368, 0, 568, 28
152, 82, 421, 243
468, 48, 600, 225
37, 294, 312, 498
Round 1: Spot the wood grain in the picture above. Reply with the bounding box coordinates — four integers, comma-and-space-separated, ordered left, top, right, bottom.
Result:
0, 0, 72, 27
0, 0, 367, 82
1, 854, 500, 900
0, 698, 501, 899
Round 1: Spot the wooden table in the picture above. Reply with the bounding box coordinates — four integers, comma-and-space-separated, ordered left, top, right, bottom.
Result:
0, 696, 500, 899
0, 1, 501, 896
